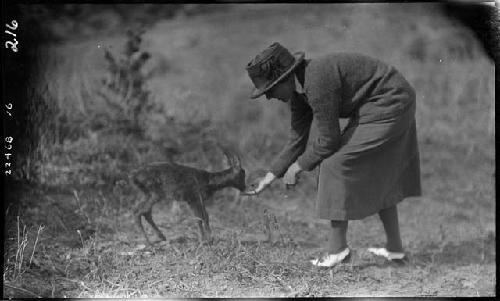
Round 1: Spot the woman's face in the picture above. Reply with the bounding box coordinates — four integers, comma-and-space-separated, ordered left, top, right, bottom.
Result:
264, 76, 294, 102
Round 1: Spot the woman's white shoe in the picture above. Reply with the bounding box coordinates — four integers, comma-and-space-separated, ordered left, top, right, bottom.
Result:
367, 247, 406, 261
310, 248, 351, 267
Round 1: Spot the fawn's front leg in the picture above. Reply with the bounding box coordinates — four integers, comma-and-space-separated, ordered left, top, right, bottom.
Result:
188, 196, 211, 243
202, 206, 211, 241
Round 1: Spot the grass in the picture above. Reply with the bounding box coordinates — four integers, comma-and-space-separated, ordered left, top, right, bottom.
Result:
3, 3, 495, 298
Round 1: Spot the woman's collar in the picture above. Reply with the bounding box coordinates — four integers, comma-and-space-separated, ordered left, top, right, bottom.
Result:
294, 73, 305, 94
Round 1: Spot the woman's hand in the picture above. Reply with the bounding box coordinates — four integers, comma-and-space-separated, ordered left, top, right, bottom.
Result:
243, 172, 276, 195
283, 162, 303, 187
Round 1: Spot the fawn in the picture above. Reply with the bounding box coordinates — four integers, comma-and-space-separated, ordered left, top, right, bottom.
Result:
129, 148, 246, 245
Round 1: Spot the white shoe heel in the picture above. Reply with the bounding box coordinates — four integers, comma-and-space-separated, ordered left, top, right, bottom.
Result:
367, 247, 406, 261
310, 248, 351, 267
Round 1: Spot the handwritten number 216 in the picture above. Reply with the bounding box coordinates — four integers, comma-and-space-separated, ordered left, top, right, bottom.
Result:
5, 20, 18, 53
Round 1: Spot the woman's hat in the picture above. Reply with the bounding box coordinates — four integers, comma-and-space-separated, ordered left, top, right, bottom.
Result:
246, 42, 305, 99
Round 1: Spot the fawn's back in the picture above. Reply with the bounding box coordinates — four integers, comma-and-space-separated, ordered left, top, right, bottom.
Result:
131, 163, 212, 201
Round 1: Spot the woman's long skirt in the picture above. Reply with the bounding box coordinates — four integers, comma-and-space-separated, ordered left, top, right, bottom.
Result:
316, 103, 421, 220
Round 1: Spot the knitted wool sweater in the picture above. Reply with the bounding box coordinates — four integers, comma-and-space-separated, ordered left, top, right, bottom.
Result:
269, 53, 416, 177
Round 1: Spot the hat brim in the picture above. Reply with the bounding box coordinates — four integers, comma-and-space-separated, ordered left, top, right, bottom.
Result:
250, 52, 305, 99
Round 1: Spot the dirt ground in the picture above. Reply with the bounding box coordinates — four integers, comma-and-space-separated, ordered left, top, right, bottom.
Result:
3, 162, 495, 297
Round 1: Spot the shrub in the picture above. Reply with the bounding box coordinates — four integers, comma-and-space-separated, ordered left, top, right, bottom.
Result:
96, 27, 156, 137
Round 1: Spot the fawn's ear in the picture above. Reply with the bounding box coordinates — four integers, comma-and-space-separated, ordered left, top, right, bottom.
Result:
226, 151, 242, 170
231, 153, 242, 169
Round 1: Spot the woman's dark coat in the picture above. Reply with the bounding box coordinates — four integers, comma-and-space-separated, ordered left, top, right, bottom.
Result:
269, 53, 421, 220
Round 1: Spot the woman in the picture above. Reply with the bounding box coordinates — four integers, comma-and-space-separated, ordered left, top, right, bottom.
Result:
244, 42, 421, 267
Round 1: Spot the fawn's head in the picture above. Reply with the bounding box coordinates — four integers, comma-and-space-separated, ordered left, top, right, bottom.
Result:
222, 148, 246, 191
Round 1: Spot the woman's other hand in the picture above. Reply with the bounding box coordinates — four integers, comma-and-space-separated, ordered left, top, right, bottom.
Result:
283, 162, 303, 186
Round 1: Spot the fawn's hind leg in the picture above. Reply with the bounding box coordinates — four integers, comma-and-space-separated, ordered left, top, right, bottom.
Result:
144, 207, 166, 242
134, 193, 151, 244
